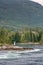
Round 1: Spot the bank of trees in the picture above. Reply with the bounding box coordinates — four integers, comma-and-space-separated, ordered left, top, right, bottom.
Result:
0, 28, 43, 45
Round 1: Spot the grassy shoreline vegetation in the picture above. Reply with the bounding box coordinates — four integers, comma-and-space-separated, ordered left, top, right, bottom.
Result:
0, 27, 43, 46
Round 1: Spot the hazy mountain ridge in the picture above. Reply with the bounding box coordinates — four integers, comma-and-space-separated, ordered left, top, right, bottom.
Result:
0, 0, 43, 30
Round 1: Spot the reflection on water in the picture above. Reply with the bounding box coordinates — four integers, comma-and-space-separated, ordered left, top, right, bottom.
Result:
0, 44, 43, 65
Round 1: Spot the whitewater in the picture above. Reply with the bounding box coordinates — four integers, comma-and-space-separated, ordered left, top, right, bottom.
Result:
0, 44, 43, 65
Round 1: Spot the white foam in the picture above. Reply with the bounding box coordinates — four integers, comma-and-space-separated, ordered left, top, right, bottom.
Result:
0, 49, 41, 59
0, 55, 7, 59
0, 51, 21, 59
16, 49, 41, 53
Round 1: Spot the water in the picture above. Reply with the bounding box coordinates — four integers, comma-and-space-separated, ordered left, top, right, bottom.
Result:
0, 44, 43, 65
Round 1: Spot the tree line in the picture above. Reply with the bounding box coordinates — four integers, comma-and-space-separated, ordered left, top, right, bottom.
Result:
0, 28, 43, 45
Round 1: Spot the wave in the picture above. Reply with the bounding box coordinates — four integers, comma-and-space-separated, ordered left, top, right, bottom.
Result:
0, 49, 41, 59
0, 53, 21, 59
16, 49, 41, 53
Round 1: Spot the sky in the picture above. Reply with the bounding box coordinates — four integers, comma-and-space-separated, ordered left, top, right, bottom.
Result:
30, 0, 43, 6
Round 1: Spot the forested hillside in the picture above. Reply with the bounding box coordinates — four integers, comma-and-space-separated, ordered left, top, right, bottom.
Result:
0, 0, 43, 30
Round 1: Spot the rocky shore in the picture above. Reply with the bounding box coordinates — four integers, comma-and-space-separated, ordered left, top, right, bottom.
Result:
0, 45, 33, 51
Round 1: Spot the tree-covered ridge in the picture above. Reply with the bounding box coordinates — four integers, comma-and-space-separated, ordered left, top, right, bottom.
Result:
0, 0, 43, 29
0, 27, 43, 45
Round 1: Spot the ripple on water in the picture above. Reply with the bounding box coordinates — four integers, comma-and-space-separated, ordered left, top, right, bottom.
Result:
0, 48, 42, 65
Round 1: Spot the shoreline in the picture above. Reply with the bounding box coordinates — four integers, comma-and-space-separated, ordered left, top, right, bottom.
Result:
18, 42, 40, 44
0, 45, 33, 51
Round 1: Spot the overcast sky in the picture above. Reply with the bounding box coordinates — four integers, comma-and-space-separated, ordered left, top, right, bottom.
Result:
30, 0, 43, 6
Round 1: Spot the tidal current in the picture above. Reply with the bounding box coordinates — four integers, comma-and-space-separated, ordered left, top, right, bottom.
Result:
0, 44, 43, 65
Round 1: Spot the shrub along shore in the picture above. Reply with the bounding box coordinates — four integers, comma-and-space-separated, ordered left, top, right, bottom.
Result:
0, 27, 43, 46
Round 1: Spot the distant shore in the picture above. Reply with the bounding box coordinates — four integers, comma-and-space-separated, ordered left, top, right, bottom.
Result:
19, 42, 40, 44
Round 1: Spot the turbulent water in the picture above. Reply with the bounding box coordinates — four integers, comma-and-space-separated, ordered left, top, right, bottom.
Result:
0, 44, 43, 65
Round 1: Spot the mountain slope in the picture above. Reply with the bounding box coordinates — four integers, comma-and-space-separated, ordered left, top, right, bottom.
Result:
0, 0, 43, 29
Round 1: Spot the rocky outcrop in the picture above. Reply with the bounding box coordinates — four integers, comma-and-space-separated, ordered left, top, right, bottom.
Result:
0, 45, 33, 50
